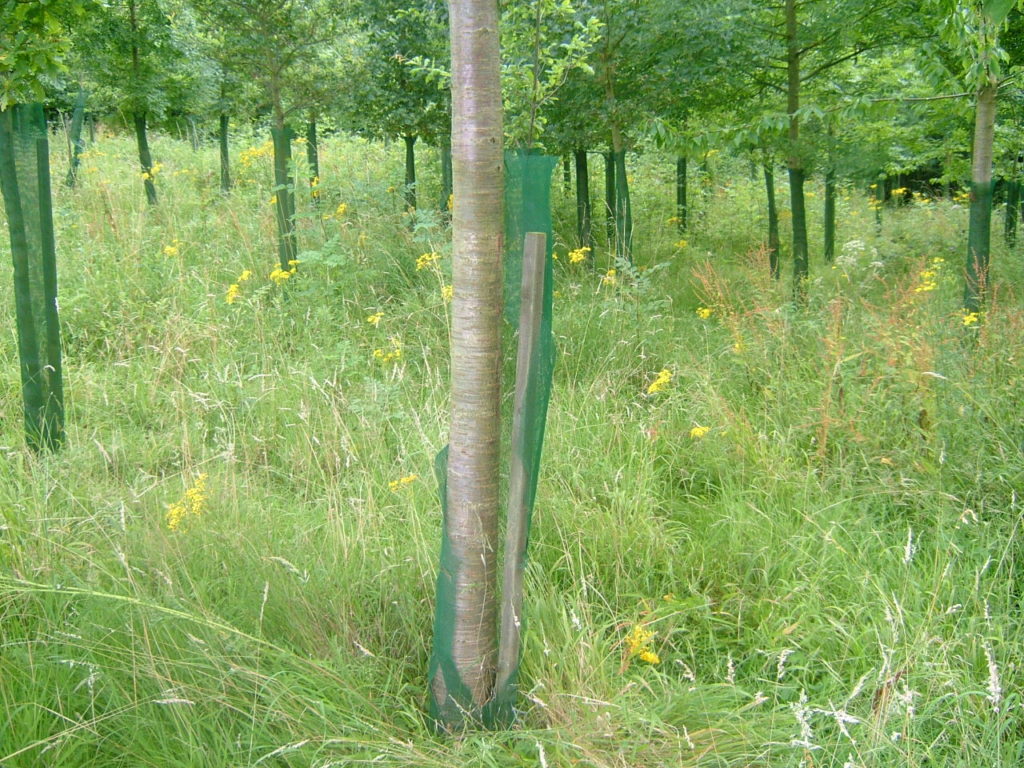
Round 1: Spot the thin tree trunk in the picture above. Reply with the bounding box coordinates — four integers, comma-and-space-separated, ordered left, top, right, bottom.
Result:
765, 161, 780, 280
306, 117, 319, 201
604, 149, 615, 242
219, 113, 231, 192
1004, 178, 1018, 247
676, 156, 687, 233
562, 155, 571, 194
429, 0, 503, 728
404, 134, 417, 211
65, 88, 87, 188
824, 165, 836, 262
786, 0, 808, 298
574, 148, 592, 249
270, 94, 296, 271
964, 82, 997, 314
134, 112, 157, 205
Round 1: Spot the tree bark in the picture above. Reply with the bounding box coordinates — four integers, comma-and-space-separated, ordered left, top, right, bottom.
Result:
574, 148, 592, 249
964, 82, 997, 314
404, 134, 417, 211
786, 0, 808, 299
676, 156, 687, 233
133, 112, 158, 206
429, 0, 503, 728
765, 161, 780, 280
562, 154, 571, 194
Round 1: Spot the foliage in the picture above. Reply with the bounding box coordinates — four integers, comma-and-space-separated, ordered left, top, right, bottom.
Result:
0, 0, 89, 108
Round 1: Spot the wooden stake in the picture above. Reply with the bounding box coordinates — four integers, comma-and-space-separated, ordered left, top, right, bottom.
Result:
495, 231, 546, 698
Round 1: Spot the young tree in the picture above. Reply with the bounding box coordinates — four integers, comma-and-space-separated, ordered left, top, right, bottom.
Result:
189, 0, 346, 269
429, 0, 504, 729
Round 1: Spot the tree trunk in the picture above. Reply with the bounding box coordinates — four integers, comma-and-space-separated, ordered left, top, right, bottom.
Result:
824, 164, 836, 262
765, 161, 780, 280
429, 0, 503, 729
306, 117, 320, 201
219, 113, 231, 192
574, 148, 592, 249
133, 111, 158, 206
604, 149, 615, 242
270, 96, 297, 271
785, 0, 808, 299
1004, 178, 1018, 247
404, 134, 417, 211
562, 154, 571, 194
65, 88, 87, 188
964, 82, 997, 314
676, 156, 687, 233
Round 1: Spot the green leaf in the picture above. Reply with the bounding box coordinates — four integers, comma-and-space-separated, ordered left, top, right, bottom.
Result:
983, 0, 1016, 24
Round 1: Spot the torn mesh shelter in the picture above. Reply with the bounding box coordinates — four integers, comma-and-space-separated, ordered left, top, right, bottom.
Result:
0, 104, 65, 451
429, 151, 556, 728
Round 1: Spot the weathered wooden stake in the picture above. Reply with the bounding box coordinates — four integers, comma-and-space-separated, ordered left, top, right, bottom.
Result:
495, 231, 546, 698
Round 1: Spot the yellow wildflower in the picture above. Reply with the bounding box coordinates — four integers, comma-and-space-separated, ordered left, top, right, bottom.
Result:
624, 624, 659, 665
416, 251, 441, 270
646, 369, 673, 395
388, 473, 418, 492
163, 243, 179, 258
442, 284, 453, 303
238, 269, 252, 282
447, 193, 454, 211
335, 202, 348, 218
166, 473, 208, 532
690, 425, 710, 439
962, 310, 980, 326
269, 194, 277, 205
675, 239, 688, 249
373, 337, 403, 363
366, 311, 384, 326
696, 306, 713, 319
667, 216, 681, 225
602, 268, 617, 286
269, 267, 293, 285
225, 284, 241, 304
568, 246, 591, 264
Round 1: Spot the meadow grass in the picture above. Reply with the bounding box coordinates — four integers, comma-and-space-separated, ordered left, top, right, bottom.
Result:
0, 128, 1022, 766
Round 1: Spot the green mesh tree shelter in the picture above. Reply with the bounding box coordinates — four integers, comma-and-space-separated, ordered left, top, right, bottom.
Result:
429, 151, 556, 729
271, 125, 297, 270
0, 104, 66, 451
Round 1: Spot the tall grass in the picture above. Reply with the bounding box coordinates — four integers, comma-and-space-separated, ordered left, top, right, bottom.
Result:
0, 128, 1021, 766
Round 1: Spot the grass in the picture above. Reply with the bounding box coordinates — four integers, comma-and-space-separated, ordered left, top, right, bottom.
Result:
1, 126, 1022, 767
